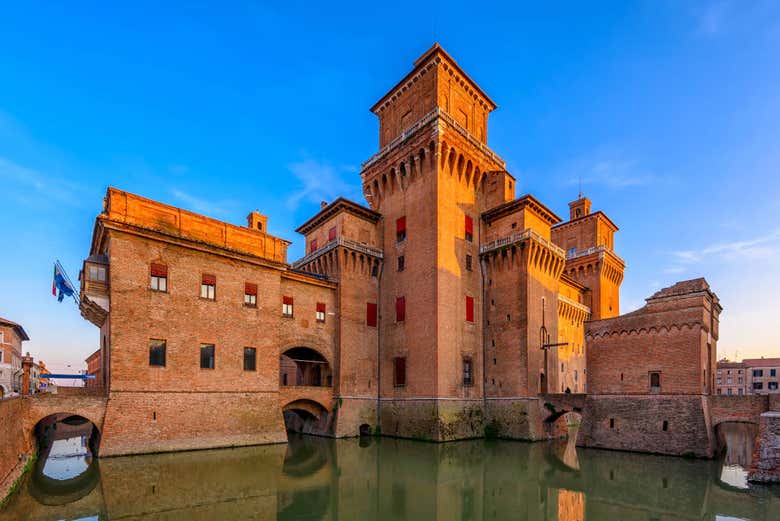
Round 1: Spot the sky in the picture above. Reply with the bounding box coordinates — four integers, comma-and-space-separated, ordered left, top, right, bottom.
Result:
0, 1, 778, 373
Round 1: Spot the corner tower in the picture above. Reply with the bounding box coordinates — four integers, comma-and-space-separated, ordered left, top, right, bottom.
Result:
361, 44, 507, 440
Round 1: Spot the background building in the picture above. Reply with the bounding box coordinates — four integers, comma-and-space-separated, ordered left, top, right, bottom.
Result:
0, 317, 28, 398
744, 358, 780, 395
716, 360, 747, 396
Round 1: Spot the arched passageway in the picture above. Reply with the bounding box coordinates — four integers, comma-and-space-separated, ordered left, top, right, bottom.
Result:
280, 347, 332, 388
28, 413, 101, 504
282, 399, 331, 436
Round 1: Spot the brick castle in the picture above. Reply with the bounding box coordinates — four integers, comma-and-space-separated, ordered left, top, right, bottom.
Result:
76, 44, 726, 456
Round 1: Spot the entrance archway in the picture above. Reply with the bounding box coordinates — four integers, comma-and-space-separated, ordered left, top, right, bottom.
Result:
280, 347, 332, 387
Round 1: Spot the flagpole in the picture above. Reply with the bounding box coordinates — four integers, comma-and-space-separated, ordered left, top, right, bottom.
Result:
55, 259, 81, 305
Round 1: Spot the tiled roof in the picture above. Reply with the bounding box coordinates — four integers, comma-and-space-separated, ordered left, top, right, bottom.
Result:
0, 317, 30, 341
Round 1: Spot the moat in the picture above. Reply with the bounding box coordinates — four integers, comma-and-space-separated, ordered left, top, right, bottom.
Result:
2, 424, 779, 520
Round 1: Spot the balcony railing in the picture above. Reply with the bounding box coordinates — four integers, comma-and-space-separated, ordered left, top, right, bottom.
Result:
480, 228, 565, 258
565, 244, 625, 266
291, 237, 383, 269
361, 107, 506, 172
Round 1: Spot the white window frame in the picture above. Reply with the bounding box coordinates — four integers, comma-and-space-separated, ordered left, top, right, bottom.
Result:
282, 303, 293, 317
316, 310, 325, 322
151, 275, 167, 292
201, 283, 216, 300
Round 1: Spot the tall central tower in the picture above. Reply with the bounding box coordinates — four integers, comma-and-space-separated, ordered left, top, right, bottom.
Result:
361, 44, 511, 439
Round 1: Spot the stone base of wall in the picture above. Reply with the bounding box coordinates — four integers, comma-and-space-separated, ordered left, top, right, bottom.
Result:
485, 398, 545, 440
334, 398, 377, 437
379, 399, 484, 441
748, 412, 780, 483
578, 395, 715, 458
99, 391, 287, 456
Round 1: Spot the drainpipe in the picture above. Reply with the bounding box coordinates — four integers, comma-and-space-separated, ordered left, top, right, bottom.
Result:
480, 254, 487, 415
376, 217, 385, 430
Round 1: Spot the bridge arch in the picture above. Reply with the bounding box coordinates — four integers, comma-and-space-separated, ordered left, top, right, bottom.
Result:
282, 399, 331, 435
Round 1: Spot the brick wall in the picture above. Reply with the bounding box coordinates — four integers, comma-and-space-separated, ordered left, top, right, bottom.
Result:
0, 398, 27, 495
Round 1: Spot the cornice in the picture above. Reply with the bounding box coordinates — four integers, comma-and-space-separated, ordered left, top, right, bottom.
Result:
295, 197, 381, 235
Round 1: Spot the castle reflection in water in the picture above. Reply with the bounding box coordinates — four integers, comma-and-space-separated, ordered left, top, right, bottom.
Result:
3, 426, 780, 521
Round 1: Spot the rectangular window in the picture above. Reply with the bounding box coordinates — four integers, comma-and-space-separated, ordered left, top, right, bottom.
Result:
316, 302, 326, 322
650, 372, 661, 390
244, 282, 257, 307
466, 254, 472, 272
244, 347, 256, 371
463, 358, 473, 386
396, 216, 406, 242
395, 296, 405, 322
328, 226, 337, 241
150, 263, 168, 292
366, 302, 377, 327
754, 369, 764, 377
727, 388, 732, 395
89, 265, 107, 282
397, 255, 405, 272
753, 382, 764, 390
772, 369, 777, 377
465, 296, 474, 323
200, 344, 215, 369
393, 357, 406, 387
282, 296, 294, 317
0, 331, 4, 344
310, 239, 318, 253
770, 382, 779, 390
149, 339, 166, 367
739, 377, 743, 384
738, 388, 744, 395
465, 215, 473, 242
201, 274, 216, 300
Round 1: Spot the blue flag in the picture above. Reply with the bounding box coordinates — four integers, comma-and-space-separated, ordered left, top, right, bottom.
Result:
52, 263, 75, 302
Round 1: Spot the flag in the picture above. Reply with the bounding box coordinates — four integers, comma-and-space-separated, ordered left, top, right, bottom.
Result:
53, 263, 75, 302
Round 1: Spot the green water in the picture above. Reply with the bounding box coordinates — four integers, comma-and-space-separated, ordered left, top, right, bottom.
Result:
3, 429, 779, 520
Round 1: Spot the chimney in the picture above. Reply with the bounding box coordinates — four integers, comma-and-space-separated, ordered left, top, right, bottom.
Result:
321, 201, 328, 209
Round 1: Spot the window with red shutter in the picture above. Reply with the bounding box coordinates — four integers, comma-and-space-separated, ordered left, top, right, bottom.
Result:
282, 296, 294, 317
200, 274, 216, 300
396, 216, 406, 242
150, 263, 168, 292
328, 226, 337, 241
466, 296, 474, 322
366, 302, 377, 327
244, 283, 258, 307
310, 239, 318, 253
395, 296, 405, 322
465, 215, 473, 242
316, 302, 326, 322
394, 357, 406, 386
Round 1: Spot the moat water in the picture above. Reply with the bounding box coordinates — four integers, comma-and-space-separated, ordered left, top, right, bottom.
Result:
2, 423, 779, 520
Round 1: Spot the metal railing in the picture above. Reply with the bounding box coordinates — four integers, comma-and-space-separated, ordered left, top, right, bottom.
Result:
361, 107, 505, 171
479, 228, 566, 258
292, 237, 384, 269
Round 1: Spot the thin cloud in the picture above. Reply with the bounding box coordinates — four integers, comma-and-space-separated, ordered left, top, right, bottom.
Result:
697, 1, 731, 36
563, 155, 656, 190
0, 156, 86, 206
169, 188, 234, 217
286, 158, 361, 210
672, 229, 780, 264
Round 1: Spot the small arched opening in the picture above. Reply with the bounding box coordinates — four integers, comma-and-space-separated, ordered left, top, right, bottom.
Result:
28, 413, 101, 504
282, 399, 330, 436
280, 347, 332, 388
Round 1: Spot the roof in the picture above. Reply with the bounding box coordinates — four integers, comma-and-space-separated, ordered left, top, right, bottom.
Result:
717, 360, 745, 369
649, 278, 711, 300
0, 317, 30, 341
742, 358, 780, 368
295, 197, 381, 235
370, 43, 497, 114
551, 210, 619, 232
481, 194, 562, 225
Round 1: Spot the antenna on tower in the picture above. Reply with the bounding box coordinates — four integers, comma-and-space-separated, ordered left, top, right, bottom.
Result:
578, 174, 583, 200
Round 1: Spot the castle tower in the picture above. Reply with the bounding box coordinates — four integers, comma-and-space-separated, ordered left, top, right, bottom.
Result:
551, 195, 624, 319
361, 44, 507, 439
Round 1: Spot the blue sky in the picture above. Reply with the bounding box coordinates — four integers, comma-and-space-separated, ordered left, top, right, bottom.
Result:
1, 1, 778, 372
